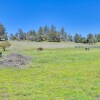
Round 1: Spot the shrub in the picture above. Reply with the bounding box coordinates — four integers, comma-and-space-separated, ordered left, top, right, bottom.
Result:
0, 41, 11, 51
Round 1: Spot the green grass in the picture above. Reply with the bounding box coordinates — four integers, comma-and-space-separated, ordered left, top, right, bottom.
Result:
0, 41, 100, 100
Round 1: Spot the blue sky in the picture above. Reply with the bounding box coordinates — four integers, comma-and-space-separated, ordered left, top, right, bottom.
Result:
0, 0, 100, 36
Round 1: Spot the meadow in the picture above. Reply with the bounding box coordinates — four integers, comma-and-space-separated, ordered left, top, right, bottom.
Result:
0, 41, 100, 100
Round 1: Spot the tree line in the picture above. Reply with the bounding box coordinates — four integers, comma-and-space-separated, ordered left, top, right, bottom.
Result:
0, 23, 100, 43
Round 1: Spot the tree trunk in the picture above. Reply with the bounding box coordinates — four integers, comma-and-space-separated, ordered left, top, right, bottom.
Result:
3, 47, 5, 51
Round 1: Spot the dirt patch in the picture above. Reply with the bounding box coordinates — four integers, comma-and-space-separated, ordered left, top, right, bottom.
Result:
0, 53, 31, 68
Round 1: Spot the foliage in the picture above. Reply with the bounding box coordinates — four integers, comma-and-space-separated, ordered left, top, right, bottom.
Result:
95, 34, 100, 42
35, 35, 44, 42
43, 25, 49, 34
0, 22, 98, 43
60, 27, 67, 41
9, 33, 16, 40
47, 25, 60, 42
35, 27, 45, 42
67, 33, 73, 41
80, 37, 87, 43
74, 33, 82, 43
24, 30, 36, 41
0, 41, 11, 51
15, 29, 26, 40
0, 23, 8, 40
87, 33, 97, 44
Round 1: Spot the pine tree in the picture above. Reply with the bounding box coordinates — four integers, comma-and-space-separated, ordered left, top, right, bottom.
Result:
16, 29, 26, 40
74, 33, 81, 43
9, 33, 16, 40
95, 34, 100, 42
0, 23, 8, 40
60, 27, 67, 41
27, 30, 36, 41
67, 33, 73, 41
35, 26, 44, 42
87, 33, 95, 44
47, 25, 60, 42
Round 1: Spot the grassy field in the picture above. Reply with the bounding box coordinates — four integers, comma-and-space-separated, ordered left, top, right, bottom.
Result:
0, 41, 100, 100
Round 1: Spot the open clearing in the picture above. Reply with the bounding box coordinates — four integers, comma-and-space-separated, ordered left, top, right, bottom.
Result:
0, 41, 100, 100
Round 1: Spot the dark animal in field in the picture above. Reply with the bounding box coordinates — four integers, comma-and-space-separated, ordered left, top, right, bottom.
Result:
37, 47, 43, 51
85, 48, 89, 51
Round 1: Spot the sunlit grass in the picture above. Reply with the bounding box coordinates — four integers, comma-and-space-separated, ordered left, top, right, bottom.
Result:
0, 41, 100, 100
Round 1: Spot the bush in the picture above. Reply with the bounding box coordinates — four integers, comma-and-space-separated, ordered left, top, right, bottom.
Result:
0, 41, 11, 51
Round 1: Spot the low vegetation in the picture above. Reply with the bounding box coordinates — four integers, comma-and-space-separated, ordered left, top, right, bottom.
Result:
0, 41, 11, 51
0, 41, 100, 100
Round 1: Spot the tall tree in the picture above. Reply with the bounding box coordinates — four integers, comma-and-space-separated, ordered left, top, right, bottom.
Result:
60, 27, 67, 41
74, 33, 81, 43
43, 25, 49, 40
43, 25, 49, 34
47, 25, 60, 42
26, 30, 36, 41
67, 33, 73, 41
16, 29, 26, 40
80, 37, 87, 43
0, 23, 8, 40
87, 33, 95, 44
38, 26, 43, 35
9, 33, 16, 40
27, 30, 36, 36
95, 34, 100, 42
35, 26, 44, 42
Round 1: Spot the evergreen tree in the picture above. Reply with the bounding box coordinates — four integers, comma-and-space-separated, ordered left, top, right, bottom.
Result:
43, 25, 49, 34
27, 30, 36, 41
87, 33, 95, 44
27, 30, 36, 36
0, 23, 8, 40
43, 25, 49, 40
74, 33, 81, 43
80, 37, 87, 43
9, 33, 16, 40
16, 29, 26, 40
47, 25, 60, 42
95, 34, 100, 42
67, 33, 73, 41
35, 26, 44, 42
60, 27, 67, 41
